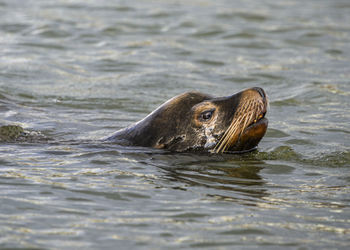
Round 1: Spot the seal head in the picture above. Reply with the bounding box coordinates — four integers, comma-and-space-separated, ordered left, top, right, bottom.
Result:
107, 87, 268, 153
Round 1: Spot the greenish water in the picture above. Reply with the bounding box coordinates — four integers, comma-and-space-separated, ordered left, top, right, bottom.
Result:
1, 0, 349, 249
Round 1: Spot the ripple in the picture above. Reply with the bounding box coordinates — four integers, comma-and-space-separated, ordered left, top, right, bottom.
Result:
18, 42, 66, 50
253, 146, 302, 161
0, 23, 30, 33
217, 11, 268, 22
93, 60, 141, 73
219, 228, 272, 235
229, 41, 275, 49
121, 192, 151, 199
271, 98, 301, 106
191, 28, 225, 38
195, 59, 225, 66
307, 150, 350, 168
170, 212, 208, 219
72, 190, 129, 201
222, 76, 258, 83
1, 0, 350, 249
266, 128, 290, 138
285, 139, 315, 146
33, 26, 71, 38
223, 31, 257, 39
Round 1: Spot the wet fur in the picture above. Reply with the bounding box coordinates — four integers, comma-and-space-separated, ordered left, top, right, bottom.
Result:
106, 88, 268, 153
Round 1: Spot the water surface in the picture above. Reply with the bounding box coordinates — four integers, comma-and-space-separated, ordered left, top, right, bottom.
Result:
0, 0, 349, 249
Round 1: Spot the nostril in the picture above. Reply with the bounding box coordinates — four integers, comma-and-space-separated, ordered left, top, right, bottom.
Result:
253, 87, 266, 99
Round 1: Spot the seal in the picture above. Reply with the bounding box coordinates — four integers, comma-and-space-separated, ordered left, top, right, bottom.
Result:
106, 87, 268, 153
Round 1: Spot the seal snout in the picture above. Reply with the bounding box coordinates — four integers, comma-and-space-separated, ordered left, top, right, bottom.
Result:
240, 87, 268, 129
235, 87, 268, 152
212, 87, 269, 153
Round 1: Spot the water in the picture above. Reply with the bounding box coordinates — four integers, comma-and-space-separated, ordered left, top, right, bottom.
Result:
1, 0, 349, 249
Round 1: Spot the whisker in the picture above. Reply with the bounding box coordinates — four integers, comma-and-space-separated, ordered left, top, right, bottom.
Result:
214, 97, 266, 153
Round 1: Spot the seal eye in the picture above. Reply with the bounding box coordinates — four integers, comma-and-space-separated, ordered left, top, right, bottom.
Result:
200, 109, 215, 122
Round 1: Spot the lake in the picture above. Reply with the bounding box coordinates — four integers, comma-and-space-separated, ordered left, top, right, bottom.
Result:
0, 0, 349, 249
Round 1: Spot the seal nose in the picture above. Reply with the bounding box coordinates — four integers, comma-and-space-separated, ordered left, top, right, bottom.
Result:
253, 87, 266, 99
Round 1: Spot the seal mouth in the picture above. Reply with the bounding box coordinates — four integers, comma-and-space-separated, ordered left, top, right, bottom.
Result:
227, 111, 268, 153
237, 116, 268, 150
246, 111, 267, 130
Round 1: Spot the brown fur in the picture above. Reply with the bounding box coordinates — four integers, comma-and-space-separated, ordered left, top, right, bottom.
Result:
106, 87, 268, 153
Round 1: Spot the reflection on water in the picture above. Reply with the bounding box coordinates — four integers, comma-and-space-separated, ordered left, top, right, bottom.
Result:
156, 154, 267, 205
1, 0, 350, 249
